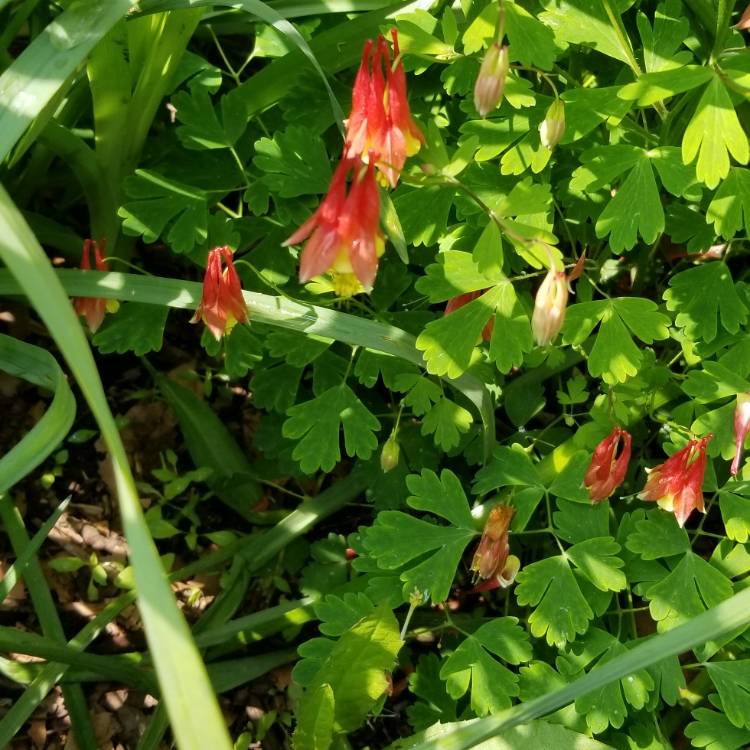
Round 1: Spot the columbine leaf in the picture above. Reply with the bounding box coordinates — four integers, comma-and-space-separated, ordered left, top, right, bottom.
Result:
173, 87, 246, 150
253, 125, 332, 198
439, 618, 532, 716
488, 279, 534, 373
539, 0, 633, 63
561, 87, 632, 143
408, 653, 457, 730
563, 298, 670, 384
314, 593, 375, 637
619, 66, 713, 106
664, 263, 748, 343
644, 551, 733, 660
707, 167, 750, 239
420, 396, 473, 452
595, 153, 664, 251
636, 0, 690, 73
566, 537, 626, 592
686, 708, 750, 750
416, 285, 501, 378
92, 303, 167, 356
705, 661, 750, 730
552, 498, 610, 543
515, 555, 594, 648
119, 169, 208, 253
414, 250, 505, 303
624, 510, 690, 559
504, 1, 556, 70
719, 490, 750, 543
682, 76, 749, 189
560, 628, 654, 732
283, 385, 380, 473
359, 469, 477, 603
473, 445, 543, 494
682, 362, 750, 404
251, 364, 302, 413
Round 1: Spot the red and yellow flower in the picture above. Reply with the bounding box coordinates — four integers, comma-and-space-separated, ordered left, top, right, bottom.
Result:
639, 435, 712, 527
284, 158, 384, 296
345, 30, 424, 188
584, 426, 632, 502
191, 246, 248, 340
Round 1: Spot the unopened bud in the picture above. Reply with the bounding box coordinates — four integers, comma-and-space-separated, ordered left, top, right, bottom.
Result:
473, 44, 509, 118
532, 261, 568, 346
539, 99, 566, 150
380, 434, 400, 473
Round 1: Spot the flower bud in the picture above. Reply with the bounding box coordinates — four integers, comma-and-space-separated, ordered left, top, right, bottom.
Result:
380, 433, 400, 472
539, 99, 566, 150
532, 262, 568, 346
473, 44, 509, 118
731, 393, 750, 476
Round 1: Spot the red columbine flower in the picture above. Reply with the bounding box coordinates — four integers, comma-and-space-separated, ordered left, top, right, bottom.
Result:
639, 435, 713, 527
73, 239, 118, 333
584, 426, 632, 502
284, 157, 383, 296
344, 30, 423, 188
470, 505, 519, 588
731, 393, 750, 476
444, 290, 494, 342
191, 246, 248, 340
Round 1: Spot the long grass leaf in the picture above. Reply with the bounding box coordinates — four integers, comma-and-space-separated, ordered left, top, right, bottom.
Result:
0, 335, 75, 490
0, 496, 70, 603
0, 186, 231, 748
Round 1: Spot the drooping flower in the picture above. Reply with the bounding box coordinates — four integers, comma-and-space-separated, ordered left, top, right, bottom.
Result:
731, 393, 750, 476
584, 426, 632, 502
532, 258, 569, 346
73, 239, 119, 333
474, 43, 509, 117
284, 157, 384, 295
539, 99, 566, 150
444, 290, 494, 342
639, 435, 713, 527
344, 30, 424, 187
470, 504, 519, 588
191, 246, 248, 340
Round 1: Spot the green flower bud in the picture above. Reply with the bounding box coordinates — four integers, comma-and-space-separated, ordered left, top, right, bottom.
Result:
380, 434, 400, 472
539, 99, 566, 150
473, 44, 509, 118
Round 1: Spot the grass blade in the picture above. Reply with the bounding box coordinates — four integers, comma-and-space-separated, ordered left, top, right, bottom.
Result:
0, 186, 231, 748
0, 335, 75, 490
0, 498, 98, 749
0, 496, 70, 603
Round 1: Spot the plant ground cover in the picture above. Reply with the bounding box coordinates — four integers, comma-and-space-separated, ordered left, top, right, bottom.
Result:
3, 0, 750, 749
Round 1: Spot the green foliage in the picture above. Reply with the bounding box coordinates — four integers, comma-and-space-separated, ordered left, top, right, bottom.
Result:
92, 302, 168, 355
283, 385, 381, 473
360, 469, 477, 603
664, 263, 748, 343
293, 603, 402, 747
563, 298, 671, 384
118, 169, 208, 253
440, 618, 532, 715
